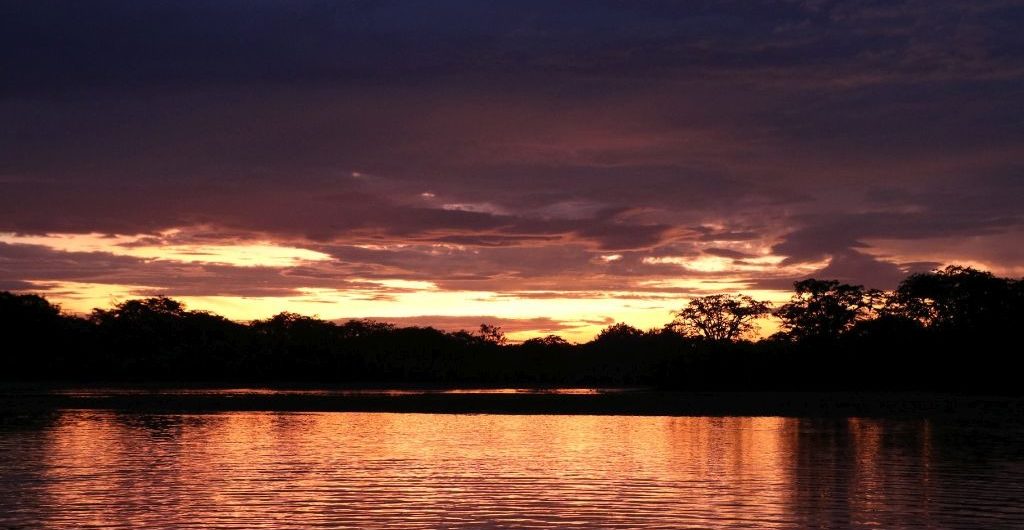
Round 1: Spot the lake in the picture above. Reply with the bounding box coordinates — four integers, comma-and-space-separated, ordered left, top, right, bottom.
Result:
1, 394, 1023, 528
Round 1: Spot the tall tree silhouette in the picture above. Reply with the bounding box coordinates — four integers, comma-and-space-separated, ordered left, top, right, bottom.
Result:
476, 323, 507, 345
892, 265, 1021, 331
776, 280, 874, 341
1, 292, 74, 376
670, 294, 771, 341
595, 323, 645, 342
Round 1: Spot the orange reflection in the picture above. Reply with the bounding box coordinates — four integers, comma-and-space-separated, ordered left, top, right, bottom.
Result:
23, 411, 1005, 529
33, 412, 798, 528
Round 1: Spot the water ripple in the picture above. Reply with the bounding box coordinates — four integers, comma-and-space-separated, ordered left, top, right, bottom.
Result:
1, 411, 1022, 529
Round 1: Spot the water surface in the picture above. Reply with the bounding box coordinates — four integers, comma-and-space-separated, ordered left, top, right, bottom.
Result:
2, 410, 1022, 529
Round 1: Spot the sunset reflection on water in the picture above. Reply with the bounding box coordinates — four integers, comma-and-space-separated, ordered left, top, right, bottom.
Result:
2, 411, 1022, 529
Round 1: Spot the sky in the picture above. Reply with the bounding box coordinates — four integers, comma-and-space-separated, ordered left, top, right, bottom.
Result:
2, 0, 1023, 341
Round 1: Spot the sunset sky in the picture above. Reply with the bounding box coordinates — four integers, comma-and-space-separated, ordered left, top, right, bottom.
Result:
2, 1, 1023, 341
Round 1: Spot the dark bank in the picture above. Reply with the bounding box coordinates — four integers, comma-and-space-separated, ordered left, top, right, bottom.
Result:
3, 266, 1023, 394
3, 387, 1024, 421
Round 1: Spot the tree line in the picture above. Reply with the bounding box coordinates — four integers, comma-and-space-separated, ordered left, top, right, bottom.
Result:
1, 266, 1021, 391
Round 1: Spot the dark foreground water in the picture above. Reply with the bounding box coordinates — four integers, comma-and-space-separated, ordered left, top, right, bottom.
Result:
1, 399, 1023, 529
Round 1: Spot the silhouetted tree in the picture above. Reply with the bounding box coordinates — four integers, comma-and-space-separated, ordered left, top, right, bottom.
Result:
250, 312, 341, 377
776, 279, 874, 341
476, 323, 507, 345
892, 265, 1020, 331
521, 335, 571, 347
1, 291, 63, 324
669, 294, 771, 341
251, 312, 334, 335
593, 323, 645, 346
89, 296, 187, 328
2, 263, 1020, 391
1, 292, 79, 377
337, 319, 396, 339
89, 296, 247, 378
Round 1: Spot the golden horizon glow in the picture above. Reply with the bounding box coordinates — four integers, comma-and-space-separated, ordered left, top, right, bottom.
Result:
0, 231, 331, 267
4, 228, 809, 341
20, 279, 790, 342
642, 254, 830, 275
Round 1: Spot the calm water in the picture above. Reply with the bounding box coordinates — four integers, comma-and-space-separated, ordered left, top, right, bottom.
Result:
2, 409, 1022, 529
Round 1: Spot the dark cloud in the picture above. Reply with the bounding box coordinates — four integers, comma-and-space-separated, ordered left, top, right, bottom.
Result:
811, 250, 919, 289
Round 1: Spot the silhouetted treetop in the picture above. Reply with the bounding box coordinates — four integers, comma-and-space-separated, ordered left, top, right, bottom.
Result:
595, 323, 645, 343
337, 319, 397, 339
776, 279, 876, 341
893, 265, 1022, 331
522, 335, 571, 348
476, 323, 507, 345
252, 312, 334, 333
1, 264, 1021, 390
1, 291, 62, 325
670, 294, 771, 341
89, 296, 187, 324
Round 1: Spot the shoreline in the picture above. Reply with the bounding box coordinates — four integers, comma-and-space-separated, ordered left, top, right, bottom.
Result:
2, 386, 1022, 418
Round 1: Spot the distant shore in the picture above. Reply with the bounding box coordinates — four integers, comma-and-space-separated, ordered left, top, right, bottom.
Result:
2, 385, 1022, 419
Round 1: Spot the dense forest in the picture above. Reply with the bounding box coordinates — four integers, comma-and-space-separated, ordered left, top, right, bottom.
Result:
2, 266, 1021, 392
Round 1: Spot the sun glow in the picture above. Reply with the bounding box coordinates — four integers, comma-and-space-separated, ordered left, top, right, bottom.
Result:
4, 229, 806, 341
642, 253, 826, 275
21, 278, 794, 342
0, 231, 331, 267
